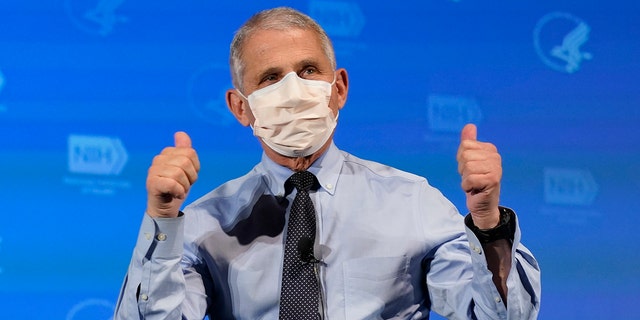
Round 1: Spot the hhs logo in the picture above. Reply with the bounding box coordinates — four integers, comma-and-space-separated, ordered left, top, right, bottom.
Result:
68, 135, 128, 175
534, 12, 593, 74
309, 0, 365, 38
187, 64, 236, 126
65, 0, 128, 36
66, 298, 114, 320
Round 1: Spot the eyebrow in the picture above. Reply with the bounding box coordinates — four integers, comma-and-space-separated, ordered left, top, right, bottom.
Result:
256, 66, 283, 82
295, 58, 323, 71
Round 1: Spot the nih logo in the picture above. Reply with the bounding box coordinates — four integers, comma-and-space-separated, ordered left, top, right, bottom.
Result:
427, 94, 483, 133
544, 167, 598, 206
68, 135, 128, 175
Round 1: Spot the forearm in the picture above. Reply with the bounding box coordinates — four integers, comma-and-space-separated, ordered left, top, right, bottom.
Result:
466, 206, 516, 303
113, 214, 189, 319
483, 238, 512, 304
465, 209, 541, 319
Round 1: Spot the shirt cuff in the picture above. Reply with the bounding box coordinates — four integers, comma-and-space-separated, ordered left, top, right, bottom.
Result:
135, 213, 185, 260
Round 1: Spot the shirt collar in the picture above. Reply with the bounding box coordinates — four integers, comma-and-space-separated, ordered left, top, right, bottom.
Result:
259, 142, 343, 196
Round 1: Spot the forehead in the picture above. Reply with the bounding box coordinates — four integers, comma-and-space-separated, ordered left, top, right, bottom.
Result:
240, 28, 329, 76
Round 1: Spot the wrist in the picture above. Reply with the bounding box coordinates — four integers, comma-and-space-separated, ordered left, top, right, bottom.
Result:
146, 208, 181, 219
469, 207, 501, 230
465, 206, 515, 244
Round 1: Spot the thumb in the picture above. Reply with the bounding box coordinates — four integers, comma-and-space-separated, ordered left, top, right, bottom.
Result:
460, 123, 477, 142
174, 131, 192, 148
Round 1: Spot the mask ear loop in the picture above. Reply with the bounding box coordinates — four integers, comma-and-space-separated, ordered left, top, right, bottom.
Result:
328, 71, 339, 121
231, 88, 254, 134
235, 88, 249, 101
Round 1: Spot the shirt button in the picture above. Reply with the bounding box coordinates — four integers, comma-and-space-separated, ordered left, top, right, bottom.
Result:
156, 233, 167, 241
326, 183, 333, 190
495, 297, 502, 303
140, 294, 149, 301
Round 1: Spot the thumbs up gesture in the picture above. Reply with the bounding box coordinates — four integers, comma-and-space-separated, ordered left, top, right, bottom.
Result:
456, 124, 502, 229
146, 132, 201, 218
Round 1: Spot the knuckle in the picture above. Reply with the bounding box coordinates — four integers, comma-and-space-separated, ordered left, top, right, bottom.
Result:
160, 146, 175, 155
461, 140, 474, 149
178, 156, 195, 171
151, 154, 163, 165
186, 148, 198, 158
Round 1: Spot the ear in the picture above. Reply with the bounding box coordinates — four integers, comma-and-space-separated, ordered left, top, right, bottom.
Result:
334, 68, 349, 110
226, 89, 253, 126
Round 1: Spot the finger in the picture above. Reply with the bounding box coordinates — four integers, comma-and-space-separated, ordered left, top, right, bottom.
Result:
149, 163, 193, 196
167, 147, 201, 173
174, 131, 192, 148
459, 158, 501, 177
178, 158, 199, 185
457, 124, 478, 161
167, 157, 199, 185
461, 173, 500, 195
149, 175, 188, 200
457, 149, 501, 174
166, 132, 200, 173
460, 123, 477, 142
174, 132, 201, 172
153, 153, 199, 185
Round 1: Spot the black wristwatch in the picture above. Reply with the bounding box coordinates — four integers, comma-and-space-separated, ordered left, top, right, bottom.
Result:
464, 206, 516, 244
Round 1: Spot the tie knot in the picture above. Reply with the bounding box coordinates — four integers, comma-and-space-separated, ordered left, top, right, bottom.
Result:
288, 171, 317, 192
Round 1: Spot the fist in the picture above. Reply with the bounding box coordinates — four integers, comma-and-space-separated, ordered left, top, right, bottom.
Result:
146, 132, 200, 218
456, 124, 502, 229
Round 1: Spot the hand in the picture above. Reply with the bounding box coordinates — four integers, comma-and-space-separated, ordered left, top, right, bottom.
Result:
146, 132, 200, 218
456, 124, 502, 229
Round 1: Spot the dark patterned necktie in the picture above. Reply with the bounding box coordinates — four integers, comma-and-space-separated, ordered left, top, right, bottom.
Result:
279, 171, 321, 320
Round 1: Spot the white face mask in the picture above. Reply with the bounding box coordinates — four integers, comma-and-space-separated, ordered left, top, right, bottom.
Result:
237, 71, 338, 157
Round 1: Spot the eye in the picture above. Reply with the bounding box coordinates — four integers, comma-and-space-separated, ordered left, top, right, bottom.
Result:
260, 74, 279, 84
300, 66, 319, 78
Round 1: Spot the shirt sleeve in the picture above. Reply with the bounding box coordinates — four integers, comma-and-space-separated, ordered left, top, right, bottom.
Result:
426, 210, 541, 319
113, 213, 207, 320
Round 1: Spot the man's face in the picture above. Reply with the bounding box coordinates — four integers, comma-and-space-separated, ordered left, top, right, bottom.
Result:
239, 28, 341, 124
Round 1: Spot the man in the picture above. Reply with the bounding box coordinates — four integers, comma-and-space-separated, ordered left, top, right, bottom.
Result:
114, 7, 540, 320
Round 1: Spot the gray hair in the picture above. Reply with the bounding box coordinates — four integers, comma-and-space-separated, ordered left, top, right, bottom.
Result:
229, 7, 337, 91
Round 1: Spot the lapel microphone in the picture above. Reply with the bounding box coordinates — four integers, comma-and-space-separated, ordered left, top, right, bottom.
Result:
297, 236, 322, 264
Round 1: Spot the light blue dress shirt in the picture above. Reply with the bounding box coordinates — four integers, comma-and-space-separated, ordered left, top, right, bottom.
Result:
114, 143, 541, 319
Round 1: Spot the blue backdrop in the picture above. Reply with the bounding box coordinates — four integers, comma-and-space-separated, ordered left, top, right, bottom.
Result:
1, 0, 638, 319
